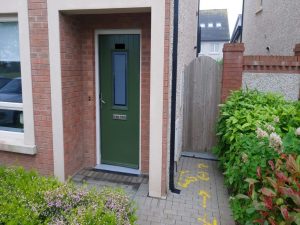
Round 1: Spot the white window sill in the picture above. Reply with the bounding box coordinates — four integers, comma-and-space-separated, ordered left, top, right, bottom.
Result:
0, 142, 36, 155
0, 131, 36, 155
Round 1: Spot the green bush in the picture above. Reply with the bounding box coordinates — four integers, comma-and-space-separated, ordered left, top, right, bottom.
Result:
0, 167, 136, 225
214, 90, 300, 224
244, 154, 300, 225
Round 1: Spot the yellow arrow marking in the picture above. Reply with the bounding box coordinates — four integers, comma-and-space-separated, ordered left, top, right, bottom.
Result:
198, 213, 218, 225
198, 190, 210, 208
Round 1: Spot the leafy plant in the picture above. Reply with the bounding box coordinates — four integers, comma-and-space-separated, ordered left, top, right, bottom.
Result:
213, 89, 300, 224
0, 167, 137, 225
245, 154, 300, 225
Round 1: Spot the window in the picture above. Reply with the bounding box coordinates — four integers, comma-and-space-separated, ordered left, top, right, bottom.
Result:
0, 21, 23, 132
210, 43, 220, 53
208, 23, 213, 28
0, 12, 35, 154
216, 23, 222, 28
200, 23, 205, 28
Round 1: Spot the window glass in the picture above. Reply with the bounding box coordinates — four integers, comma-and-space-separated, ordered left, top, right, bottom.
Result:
208, 23, 213, 28
0, 21, 23, 132
216, 23, 222, 28
113, 52, 127, 107
200, 23, 205, 28
0, 109, 23, 132
0, 22, 21, 102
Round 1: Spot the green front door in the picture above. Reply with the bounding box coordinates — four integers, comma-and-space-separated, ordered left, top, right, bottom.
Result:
99, 34, 140, 169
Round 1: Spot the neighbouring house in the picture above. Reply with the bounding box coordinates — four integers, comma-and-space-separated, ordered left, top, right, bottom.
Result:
230, 14, 242, 43
199, 9, 230, 61
0, 0, 198, 198
242, 0, 300, 55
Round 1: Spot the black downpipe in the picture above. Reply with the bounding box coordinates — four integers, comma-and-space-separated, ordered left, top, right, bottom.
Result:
196, 0, 201, 56
241, 0, 245, 42
169, 0, 181, 194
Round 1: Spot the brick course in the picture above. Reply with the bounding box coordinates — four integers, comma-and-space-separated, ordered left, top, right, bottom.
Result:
60, 14, 84, 178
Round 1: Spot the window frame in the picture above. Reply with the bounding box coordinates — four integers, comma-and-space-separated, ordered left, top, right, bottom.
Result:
0, 15, 36, 154
210, 43, 220, 53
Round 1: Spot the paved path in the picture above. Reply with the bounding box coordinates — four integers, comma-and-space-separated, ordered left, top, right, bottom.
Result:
73, 157, 234, 225
134, 157, 234, 225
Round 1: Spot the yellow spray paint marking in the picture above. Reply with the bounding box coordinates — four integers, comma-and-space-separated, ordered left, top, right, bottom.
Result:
198, 163, 208, 169
198, 214, 218, 225
198, 190, 210, 209
197, 171, 209, 181
177, 170, 191, 188
178, 176, 198, 188
179, 170, 190, 175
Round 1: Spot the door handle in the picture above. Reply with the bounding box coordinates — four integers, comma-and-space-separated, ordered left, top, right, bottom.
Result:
100, 93, 106, 107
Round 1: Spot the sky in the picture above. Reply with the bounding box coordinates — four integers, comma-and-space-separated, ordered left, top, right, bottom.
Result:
200, 0, 243, 37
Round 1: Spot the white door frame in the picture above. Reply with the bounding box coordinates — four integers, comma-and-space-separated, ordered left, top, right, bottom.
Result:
94, 29, 142, 173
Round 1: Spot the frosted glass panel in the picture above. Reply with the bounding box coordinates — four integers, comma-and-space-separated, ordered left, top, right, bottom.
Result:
113, 52, 127, 106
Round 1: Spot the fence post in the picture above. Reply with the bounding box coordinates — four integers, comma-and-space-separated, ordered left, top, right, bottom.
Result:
294, 43, 300, 56
221, 43, 245, 102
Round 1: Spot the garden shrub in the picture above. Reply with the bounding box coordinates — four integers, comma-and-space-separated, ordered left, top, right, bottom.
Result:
244, 154, 300, 225
214, 90, 300, 225
0, 167, 136, 225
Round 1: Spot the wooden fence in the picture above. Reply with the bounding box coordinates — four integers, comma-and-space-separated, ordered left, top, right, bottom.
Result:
182, 56, 222, 153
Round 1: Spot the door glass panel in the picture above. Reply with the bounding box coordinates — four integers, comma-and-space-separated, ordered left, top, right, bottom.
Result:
113, 52, 127, 107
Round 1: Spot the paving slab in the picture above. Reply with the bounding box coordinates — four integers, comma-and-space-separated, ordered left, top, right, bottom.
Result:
72, 157, 234, 225
134, 157, 234, 225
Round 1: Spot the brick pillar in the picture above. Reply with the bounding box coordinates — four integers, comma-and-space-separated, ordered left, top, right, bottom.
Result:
221, 43, 245, 102
294, 43, 300, 56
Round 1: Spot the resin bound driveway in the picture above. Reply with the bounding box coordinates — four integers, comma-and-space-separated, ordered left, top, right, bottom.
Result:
73, 157, 234, 225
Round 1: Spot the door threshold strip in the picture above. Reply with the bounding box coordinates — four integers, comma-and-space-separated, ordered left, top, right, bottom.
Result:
181, 151, 219, 161
94, 164, 141, 176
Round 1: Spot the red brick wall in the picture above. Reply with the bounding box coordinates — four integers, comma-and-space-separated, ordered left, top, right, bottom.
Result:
161, 0, 171, 196
294, 44, 300, 56
59, 13, 151, 177
243, 56, 300, 73
60, 14, 84, 178
221, 44, 245, 102
221, 43, 300, 102
0, 0, 54, 176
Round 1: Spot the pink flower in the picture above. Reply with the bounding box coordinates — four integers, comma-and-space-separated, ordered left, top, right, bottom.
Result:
256, 128, 268, 139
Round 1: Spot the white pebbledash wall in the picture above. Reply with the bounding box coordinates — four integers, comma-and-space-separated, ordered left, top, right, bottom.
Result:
242, 73, 300, 101
174, 0, 198, 161
243, 0, 300, 56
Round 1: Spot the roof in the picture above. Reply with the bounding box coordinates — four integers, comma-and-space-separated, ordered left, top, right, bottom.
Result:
230, 14, 242, 43
200, 9, 230, 42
